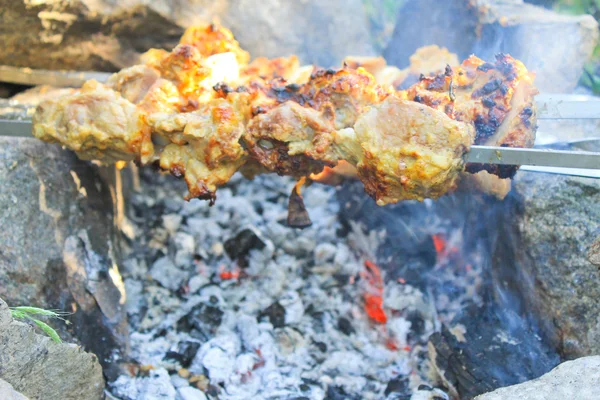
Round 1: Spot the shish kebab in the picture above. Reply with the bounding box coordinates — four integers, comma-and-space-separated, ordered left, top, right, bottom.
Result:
2, 24, 599, 208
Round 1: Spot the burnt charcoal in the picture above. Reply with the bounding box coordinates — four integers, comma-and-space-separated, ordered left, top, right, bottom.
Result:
417, 384, 433, 391
178, 303, 224, 340
313, 340, 327, 352
299, 383, 311, 391
406, 310, 426, 338
385, 376, 410, 396
259, 302, 286, 328
429, 304, 559, 399
337, 317, 355, 336
224, 227, 266, 260
326, 385, 360, 400
288, 185, 313, 228
205, 385, 221, 397
164, 341, 201, 367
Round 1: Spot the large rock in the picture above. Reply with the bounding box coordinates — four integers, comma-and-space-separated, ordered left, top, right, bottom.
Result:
0, 298, 105, 400
0, 137, 129, 380
0, 0, 375, 71
384, 0, 599, 92
494, 170, 600, 358
475, 356, 600, 400
0, 379, 28, 400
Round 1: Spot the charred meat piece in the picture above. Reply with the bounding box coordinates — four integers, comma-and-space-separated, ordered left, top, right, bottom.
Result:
148, 93, 250, 201
401, 54, 537, 180
402, 54, 537, 149
335, 96, 474, 205
244, 101, 339, 177
299, 67, 390, 129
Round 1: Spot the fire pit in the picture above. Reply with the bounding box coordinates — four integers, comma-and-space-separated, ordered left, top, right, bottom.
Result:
1, 1, 600, 400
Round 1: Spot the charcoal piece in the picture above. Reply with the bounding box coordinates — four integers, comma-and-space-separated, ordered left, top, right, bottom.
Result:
224, 227, 266, 260
164, 341, 201, 368
326, 385, 360, 400
385, 376, 409, 397
312, 340, 327, 353
287, 184, 312, 228
258, 302, 286, 328
429, 305, 559, 400
178, 303, 224, 341
405, 310, 426, 338
337, 317, 355, 336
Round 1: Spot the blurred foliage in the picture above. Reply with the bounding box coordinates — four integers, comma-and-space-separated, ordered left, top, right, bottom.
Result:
536, 0, 600, 92
362, 0, 406, 52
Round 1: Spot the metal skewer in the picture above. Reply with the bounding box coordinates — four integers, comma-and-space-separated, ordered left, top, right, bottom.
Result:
464, 145, 599, 170
0, 65, 111, 87
2, 119, 599, 174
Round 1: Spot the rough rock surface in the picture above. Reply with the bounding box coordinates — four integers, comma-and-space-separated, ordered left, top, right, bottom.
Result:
0, 379, 28, 400
0, 298, 105, 400
0, 137, 129, 380
494, 170, 600, 358
0, 0, 375, 71
384, 0, 599, 92
474, 356, 600, 400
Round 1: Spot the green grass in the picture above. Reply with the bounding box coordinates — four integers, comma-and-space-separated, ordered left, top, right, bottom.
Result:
10, 306, 68, 343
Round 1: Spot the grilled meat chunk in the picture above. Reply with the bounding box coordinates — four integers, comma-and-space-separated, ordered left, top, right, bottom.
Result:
336, 96, 474, 205
32, 80, 152, 163
149, 94, 250, 201
344, 45, 460, 90
244, 101, 339, 177
402, 54, 537, 147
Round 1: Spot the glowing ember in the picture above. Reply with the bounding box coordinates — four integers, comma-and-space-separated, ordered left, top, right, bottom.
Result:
432, 234, 447, 255
362, 260, 387, 324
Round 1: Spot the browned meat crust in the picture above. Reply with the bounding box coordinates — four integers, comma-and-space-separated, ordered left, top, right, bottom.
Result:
32, 23, 538, 206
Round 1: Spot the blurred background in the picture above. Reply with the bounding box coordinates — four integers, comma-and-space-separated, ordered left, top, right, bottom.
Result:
1, 0, 599, 96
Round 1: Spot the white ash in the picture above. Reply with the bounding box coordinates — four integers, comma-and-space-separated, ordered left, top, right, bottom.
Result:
112, 368, 176, 399
150, 256, 189, 291
111, 171, 454, 400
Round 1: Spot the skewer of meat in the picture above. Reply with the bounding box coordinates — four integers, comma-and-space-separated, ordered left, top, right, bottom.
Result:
32, 23, 537, 207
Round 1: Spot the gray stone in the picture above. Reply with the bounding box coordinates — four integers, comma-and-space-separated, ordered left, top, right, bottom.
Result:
0, 137, 129, 380
0, 298, 105, 400
475, 356, 600, 400
1, 0, 375, 72
219, 0, 376, 67
384, 0, 599, 92
588, 236, 600, 267
0, 379, 28, 400
496, 171, 600, 358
